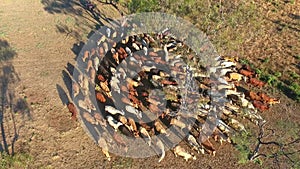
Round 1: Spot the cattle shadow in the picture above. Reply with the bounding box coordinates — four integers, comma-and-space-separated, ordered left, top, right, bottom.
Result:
56, 44, 84, 106
276, 80, 300, 102
71, 41, 85, 56
0, 40, 16, 62
49, 0, 126, 129
56, 84, 70, 106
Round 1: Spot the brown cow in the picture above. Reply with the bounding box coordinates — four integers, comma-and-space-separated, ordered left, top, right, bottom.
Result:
96, 92, 106, 103
67, 102, 77, 121
242, 64, 254, 72
253, 100, 269, 111
201, 139, 216, 156
97, 74, 106, 82
258, 92, 280, 105
239, 69, 255, 78
247, 91, 262, 101
249, 78, 266, 87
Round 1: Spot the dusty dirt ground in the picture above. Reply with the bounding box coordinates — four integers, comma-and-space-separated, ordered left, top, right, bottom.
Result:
0, 0, 299, 169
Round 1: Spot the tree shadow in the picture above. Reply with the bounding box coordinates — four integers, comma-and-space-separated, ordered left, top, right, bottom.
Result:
0, 39, 31, 155
97, 0, 124, 16
47, 0, 126, 126
41, 0, 124, 41
289, 13, 300, 20
56, 24, 83, 40
271, 18, 300, 33
0, 40, 16, 61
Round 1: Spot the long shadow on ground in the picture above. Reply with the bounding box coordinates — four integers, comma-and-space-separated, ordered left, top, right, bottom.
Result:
0, 39, 31, 155
42, 0, 123, 104
41, 0, 123, 41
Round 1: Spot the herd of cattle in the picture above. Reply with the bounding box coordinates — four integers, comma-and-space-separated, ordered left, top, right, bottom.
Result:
67, 25, 280, 162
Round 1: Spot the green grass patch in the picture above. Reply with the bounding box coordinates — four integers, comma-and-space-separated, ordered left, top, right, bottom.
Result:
0, 152, 33, 169
253, 158, 263, 166
240, 58, 250, 65
39, 71, 49, 77
290, 82, 300, 95
111, 157, 133, 169
121, 0, 263, 54
231, 131, 254, 164
253, 66, 300, 102
275, 120, 299, 139
0, 31, 6, 38
36, 42, 45, 49
65, 16, 75, 25
262, 58, 270, 63
260, 73, 279, 86
127, 0, 160, 13
277, 81, 300, 102
121, 1, 299, 102
290, 71, 300, 79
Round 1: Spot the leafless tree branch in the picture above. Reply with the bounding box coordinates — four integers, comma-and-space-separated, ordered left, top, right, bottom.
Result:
249, 121, 300, 167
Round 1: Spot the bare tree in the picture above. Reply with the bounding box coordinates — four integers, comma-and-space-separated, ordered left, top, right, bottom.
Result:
249, 121, 300, 168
